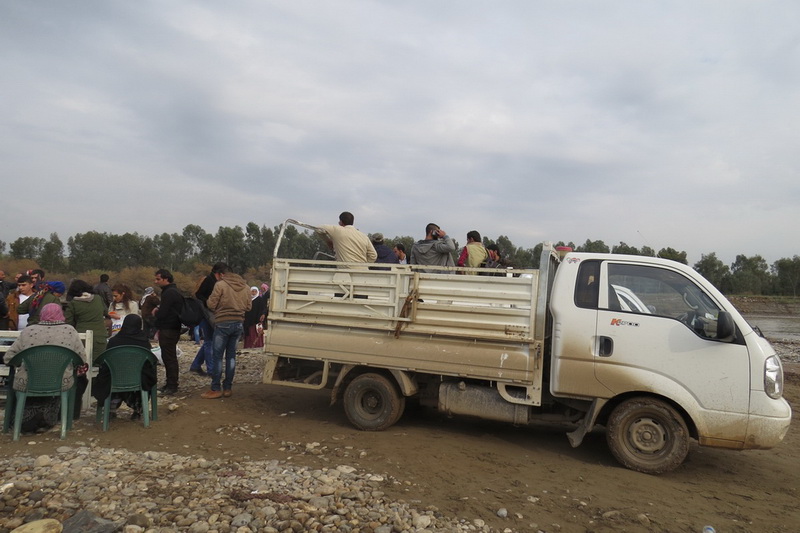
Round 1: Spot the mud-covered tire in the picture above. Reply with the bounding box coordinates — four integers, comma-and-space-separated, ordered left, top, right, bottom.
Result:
343, 373, 405, 431
606, 398, 690, 474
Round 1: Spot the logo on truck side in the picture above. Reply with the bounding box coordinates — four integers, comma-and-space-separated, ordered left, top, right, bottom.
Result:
610, 318, 640, 327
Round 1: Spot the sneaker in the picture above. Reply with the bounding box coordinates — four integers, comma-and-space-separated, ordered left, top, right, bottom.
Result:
189, 367, 207, 376
201, 390, 223, 399
222, 390, 232, 398
158, 386, 178, 396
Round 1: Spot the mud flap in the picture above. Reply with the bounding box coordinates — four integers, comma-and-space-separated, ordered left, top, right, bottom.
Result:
331, 364, 357, 406
566, 398, 607, 448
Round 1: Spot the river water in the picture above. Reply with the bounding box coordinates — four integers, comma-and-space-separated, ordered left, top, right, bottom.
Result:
743, 315, 800, 342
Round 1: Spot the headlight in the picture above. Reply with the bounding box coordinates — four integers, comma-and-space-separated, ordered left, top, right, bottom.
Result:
764, 355, 784, 399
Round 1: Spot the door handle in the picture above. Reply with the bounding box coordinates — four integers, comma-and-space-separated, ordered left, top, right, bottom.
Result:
598, 336, 614, 357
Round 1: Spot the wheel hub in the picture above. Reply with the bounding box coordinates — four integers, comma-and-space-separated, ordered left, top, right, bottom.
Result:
364, 393, 380, 410
359, 391, 383, 414
628, 417, 666, 453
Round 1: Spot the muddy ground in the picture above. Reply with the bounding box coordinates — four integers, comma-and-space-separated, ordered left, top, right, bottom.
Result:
3, 337, 799, 533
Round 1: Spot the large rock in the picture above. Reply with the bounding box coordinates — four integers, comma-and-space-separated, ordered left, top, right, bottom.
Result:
11, 519, 62, 533
61, 510, 123, 533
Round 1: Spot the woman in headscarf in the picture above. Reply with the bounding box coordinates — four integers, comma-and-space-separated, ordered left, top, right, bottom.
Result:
64, 279, 108, 362
92, 314, 157, 420
3, 303, 88, 432
242, 286, 266, 348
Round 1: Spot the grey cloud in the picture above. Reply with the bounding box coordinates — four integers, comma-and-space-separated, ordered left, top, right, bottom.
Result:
1, 1, 799, 267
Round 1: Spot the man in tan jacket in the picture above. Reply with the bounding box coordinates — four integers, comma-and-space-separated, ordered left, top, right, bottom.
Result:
201, 262, 251, 399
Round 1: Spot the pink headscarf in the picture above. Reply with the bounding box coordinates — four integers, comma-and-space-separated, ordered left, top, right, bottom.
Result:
39, 303, 66, 324
260, 283, 270, 296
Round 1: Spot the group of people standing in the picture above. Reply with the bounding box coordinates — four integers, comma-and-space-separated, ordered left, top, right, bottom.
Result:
1, 270, 111, 359
317, 212, 506, 274
0, 269, 147, 431
1, 263, 271, 433
156, 263, 263, 400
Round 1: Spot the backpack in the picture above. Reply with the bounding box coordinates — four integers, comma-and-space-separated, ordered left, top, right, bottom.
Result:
179, 296, 205, 327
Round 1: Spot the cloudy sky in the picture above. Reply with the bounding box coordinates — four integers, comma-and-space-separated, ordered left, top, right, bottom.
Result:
2, 1, 798, 266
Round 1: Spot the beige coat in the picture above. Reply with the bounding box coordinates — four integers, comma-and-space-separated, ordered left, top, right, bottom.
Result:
207, 273, 252, 323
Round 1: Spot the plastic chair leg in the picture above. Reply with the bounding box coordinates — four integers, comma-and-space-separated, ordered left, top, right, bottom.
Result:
102, 397, 111, 431
59, 391, 69, 439
140, 390, 150, 427
12, 392, 26, 441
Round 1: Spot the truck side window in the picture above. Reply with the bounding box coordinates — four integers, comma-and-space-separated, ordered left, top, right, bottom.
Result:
606, 263, 725, 339
575, 260, 600, 309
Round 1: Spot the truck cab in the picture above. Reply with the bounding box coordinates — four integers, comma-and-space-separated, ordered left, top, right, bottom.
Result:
549, 252, 791, 472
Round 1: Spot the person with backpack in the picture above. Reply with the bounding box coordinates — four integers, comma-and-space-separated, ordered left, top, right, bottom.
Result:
153, 269, 182, 396
201, 263, 251, 399
188, 265, 220, 376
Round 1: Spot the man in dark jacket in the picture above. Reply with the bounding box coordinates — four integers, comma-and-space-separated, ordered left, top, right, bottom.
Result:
371, 233, 400, 265
94, 274, 113, 311
154, 269, 182, 395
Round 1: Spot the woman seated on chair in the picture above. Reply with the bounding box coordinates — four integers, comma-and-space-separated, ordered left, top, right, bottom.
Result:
92, 314, 157, 420
3, 303, 88, 433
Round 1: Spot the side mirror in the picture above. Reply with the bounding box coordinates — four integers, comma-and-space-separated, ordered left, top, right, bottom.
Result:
716, 311, 735, 341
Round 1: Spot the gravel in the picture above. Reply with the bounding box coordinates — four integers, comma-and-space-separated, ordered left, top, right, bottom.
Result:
1, 331, 797, 533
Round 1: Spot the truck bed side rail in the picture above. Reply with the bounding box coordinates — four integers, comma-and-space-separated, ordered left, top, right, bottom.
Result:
270, 259, 539, 342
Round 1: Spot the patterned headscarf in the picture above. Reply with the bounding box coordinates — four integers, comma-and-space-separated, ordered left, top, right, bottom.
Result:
28, 284, 59, 315
140, 286, 155, 306
39, 303, 66, 325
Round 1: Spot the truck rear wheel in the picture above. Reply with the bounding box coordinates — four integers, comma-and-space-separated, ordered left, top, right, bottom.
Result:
606, 398, 689, 474
344, 373, 405, 431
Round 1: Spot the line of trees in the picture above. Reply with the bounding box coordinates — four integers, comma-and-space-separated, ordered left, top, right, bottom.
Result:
1, 225, 798, 297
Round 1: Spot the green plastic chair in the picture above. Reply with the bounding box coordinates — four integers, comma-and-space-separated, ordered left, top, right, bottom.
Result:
3, 345, 84, 441
94, 346, 158, 431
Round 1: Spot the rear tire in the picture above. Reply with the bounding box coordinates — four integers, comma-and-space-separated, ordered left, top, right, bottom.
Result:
343, 373, 405, 431
606, 398, 689, 474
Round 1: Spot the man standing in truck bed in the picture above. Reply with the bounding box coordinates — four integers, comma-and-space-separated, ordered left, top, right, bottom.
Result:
318, 211, 377, 263
410, 223, 456, 273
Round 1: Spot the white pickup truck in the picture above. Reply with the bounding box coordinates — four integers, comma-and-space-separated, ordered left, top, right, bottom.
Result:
262, 220, 791, 473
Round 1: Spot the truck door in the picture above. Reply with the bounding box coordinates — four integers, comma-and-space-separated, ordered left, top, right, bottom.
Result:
594, 261, 750, 416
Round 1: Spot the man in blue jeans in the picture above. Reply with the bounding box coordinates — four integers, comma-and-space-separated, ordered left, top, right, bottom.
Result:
189, 264, 222, 376
201, 263, 251, 399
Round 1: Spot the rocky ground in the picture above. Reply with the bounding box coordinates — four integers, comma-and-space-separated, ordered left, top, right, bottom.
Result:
1, 325, 799, 532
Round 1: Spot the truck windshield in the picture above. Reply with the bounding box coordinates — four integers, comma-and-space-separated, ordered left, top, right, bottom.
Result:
606, 263, 724, 339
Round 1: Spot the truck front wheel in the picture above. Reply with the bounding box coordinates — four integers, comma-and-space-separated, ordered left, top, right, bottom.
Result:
344, 373, 405, 431
606, 398, 689, 474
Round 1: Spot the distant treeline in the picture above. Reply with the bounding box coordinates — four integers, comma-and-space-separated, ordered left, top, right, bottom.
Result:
1, 223, 798, 297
